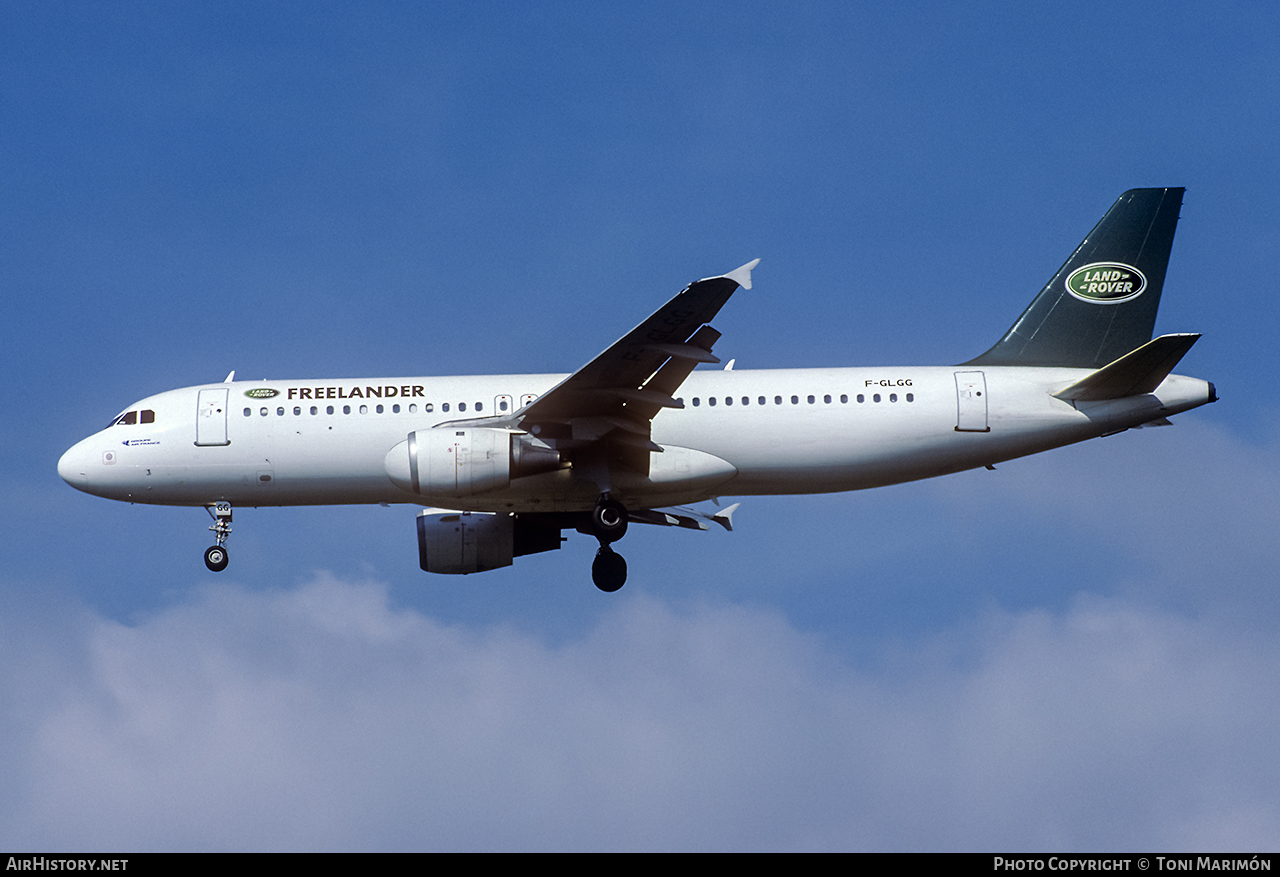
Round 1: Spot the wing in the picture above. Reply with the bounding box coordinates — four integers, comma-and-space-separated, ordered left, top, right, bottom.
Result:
441, 259, 759, 482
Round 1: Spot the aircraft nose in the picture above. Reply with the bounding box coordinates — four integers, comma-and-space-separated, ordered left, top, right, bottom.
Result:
58, 440, 93, 488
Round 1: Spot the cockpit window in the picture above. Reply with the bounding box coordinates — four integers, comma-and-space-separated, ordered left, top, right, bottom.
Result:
108, 409, 155, 427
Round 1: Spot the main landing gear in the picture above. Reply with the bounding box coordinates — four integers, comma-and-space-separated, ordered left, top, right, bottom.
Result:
204, 502, 232, 572
589, 495, 629, 592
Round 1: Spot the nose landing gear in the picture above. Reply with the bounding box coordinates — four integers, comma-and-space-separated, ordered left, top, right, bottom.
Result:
588, 495, 629, 592
204, 502, 232, 572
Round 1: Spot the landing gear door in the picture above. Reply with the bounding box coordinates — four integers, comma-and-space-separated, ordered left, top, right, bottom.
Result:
196, 388, 230, 446
954, 371, 990, 432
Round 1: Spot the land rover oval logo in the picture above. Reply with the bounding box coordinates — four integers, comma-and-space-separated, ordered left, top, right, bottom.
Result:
1066, 262, 1146, 304
244, 388, 279, 399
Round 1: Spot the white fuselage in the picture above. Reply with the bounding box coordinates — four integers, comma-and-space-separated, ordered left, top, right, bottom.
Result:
58, 366, 1215, 512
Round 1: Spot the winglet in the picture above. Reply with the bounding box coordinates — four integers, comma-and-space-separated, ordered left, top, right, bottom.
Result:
722, 258, 761, 290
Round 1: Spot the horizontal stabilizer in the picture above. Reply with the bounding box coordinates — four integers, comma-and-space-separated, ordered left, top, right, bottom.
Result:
1053, 334, 1200, 401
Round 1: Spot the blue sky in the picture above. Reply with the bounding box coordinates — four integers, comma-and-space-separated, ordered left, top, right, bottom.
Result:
4, 1, 1280, 851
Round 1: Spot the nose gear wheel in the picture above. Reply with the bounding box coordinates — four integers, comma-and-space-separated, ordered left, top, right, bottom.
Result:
204, 544, 229, 572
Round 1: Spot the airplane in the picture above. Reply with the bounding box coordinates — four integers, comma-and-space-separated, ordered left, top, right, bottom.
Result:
58, 188, 1215, 592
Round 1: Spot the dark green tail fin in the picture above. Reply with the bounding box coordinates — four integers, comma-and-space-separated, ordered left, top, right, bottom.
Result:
965, 188, 1184, 368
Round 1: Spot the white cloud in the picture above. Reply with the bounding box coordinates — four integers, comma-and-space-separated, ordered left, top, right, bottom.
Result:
1, 574, 1276, 851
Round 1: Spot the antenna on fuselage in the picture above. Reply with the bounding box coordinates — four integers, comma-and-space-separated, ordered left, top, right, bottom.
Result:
223, 370, 235, 383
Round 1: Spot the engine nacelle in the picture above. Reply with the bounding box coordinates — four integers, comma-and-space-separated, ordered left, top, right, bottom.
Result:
416, 509, 562, 574
385, 428, 560, 497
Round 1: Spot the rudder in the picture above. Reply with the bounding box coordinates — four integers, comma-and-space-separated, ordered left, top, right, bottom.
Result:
965, 188, 1184, 368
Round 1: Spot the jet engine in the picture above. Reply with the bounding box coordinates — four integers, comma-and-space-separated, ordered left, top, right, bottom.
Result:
416, 509, 562, 574
384, 428, 561, 497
